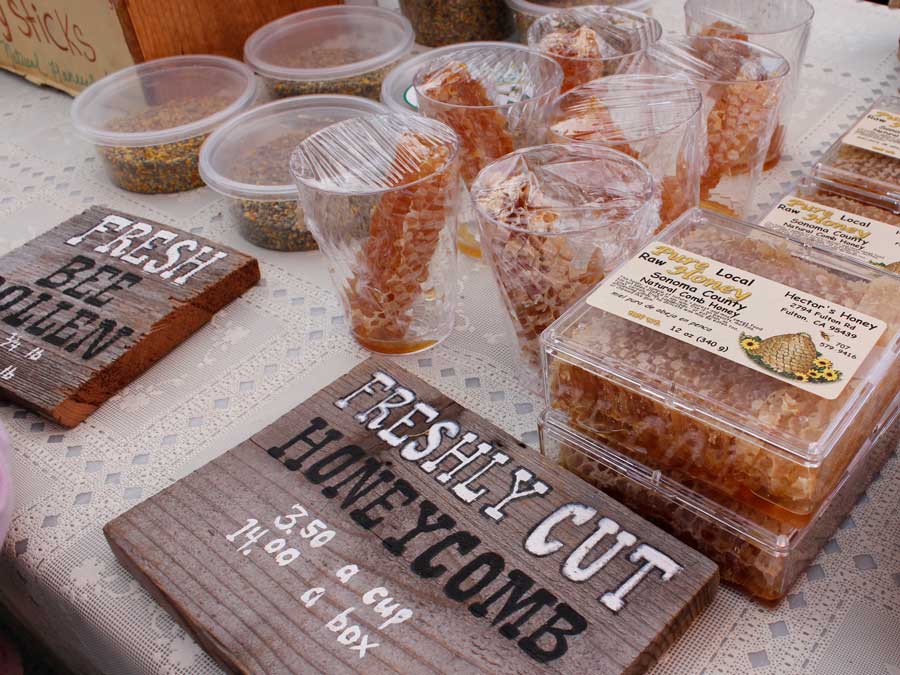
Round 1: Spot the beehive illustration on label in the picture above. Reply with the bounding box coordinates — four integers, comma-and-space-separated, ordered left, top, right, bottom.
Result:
740, 332, 842, 383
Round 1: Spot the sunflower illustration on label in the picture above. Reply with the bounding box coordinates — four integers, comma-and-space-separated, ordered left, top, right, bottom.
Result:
874, 260, 900, 274
740, 332, 842, 383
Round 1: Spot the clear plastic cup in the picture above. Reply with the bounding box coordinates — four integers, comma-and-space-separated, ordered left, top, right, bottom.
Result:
645, 36, 790, 219
398, 0, 513, 47
71, 55, 257, 194
527, 6, 663, 92
244, 6, 414, 101
505, 0, 653, 40
291, 114, 461, 355
200, 95, 385, 252
549, 74, 703, 228
413, 44, 563, 258
380, 42, 512, 116
471, 144, 657, 384
685, 0, 814, 169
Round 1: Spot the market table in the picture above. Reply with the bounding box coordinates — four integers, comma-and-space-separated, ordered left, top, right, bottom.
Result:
0, 1, 898, 673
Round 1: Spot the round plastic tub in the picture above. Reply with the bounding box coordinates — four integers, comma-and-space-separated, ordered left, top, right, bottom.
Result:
398, 0, 513, 47
380, 42, 511, 115
504, 0, 652, 39
71, 55, 257, 194
244, 6, 414, 100
200, 95, 386, 252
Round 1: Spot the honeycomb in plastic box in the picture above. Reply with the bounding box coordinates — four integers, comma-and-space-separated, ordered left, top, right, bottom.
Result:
548, 221, 900, 517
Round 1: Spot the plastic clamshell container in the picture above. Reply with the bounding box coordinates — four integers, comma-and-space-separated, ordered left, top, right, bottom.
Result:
816, 95, 900, 203
759, 175, 900, 276
541, 207, 900, 524
380, 42, 512, 115
71, 55, 257, 194
505, 0, 652, 39
200, 95, 386, 252
540, 405, 900, 600
244, 6, 414, 100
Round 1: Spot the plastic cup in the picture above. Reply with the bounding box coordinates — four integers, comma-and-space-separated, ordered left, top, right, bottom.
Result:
71, 55, 257, 194
244, 6, 414, 101
471, 144, 657, 385
549, 74, 703, 228
685, 0, 814, 169
200, 95, 385, 252
291, 114, 461, 355
504, 0, 653, 40
380, 42, 512, 116
413, 44, 563, 258
645, 36, 790, 219
527, 6, 663, 92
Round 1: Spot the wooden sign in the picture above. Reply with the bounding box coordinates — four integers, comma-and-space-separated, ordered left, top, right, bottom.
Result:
0, 205, 259, 427
105, 358, 718, 675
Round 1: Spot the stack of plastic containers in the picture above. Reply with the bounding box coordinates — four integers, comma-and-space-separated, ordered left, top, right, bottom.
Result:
539, 207, 900, 599
759, 95, 900, 277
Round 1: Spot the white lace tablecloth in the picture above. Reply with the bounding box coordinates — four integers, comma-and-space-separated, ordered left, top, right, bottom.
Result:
0, 1, 898, 673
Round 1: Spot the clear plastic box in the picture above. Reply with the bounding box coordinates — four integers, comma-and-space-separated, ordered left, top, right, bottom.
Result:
200, 95, 385, 252
816, 95, 900, 203
542, 207, 900, 523
244, 6, 414, 100
71, 55, 257, 194
540, 406, 900, 600
759, 175, 900, 275
504, 0, 652, 40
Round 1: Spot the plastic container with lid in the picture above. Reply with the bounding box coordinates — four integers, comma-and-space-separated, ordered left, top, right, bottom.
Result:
542, 207, 900, 524
291, 114, 461, 355
759, 175, 900, 276
540, 400, 900, 600
71, 55, 257, 194
815, 95, 900, 203
200, 95, 385, 252
244, 6, 414, 101
398, 0, 513, 47
505, 0, 652, 40
527, 6, 663, 92
548, 74, 703, 227
381, 42, 511, 116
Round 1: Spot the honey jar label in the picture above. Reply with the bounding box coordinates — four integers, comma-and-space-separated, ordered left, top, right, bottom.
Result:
842, 109, 900, 159
762, 194, 900, 273
585, 241, 886, 399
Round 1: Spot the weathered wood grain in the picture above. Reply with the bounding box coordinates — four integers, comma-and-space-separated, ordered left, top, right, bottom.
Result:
106, 358, 718, 675
0, 205, 259, 427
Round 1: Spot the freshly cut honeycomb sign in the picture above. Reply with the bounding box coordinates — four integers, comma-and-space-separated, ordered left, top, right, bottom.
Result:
762, 195, 900, 272
587, 241, 886, 399
104, 358, 718, 675
0, 205, 259, 427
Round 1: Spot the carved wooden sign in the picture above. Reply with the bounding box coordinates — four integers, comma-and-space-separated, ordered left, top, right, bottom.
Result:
105, 358, 718, 674
0, 205, 259, 427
